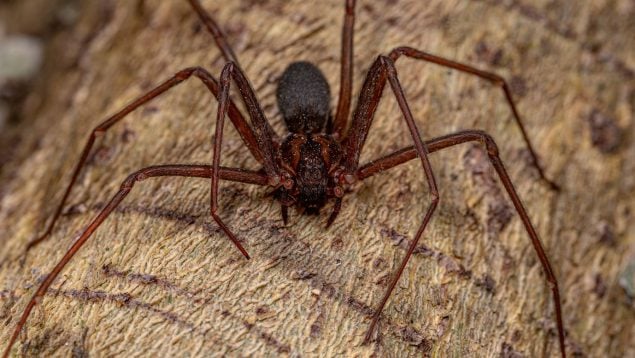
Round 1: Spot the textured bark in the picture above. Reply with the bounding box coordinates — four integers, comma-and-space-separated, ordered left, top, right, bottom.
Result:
1, 0, 634, 357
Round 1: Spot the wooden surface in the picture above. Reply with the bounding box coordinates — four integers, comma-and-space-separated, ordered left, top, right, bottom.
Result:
1, 0, 634, 357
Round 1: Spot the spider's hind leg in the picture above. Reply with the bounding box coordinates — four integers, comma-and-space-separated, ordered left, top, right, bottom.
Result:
357, 130, 566, 358
3, 164, 268, 358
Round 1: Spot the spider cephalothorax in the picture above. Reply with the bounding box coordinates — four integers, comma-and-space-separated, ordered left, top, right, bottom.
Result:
276, 132, 344, 215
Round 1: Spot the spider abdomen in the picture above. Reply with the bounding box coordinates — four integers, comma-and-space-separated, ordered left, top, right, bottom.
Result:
276, 61, 331, 134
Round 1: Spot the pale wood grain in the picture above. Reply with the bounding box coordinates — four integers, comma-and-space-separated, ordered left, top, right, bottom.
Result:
1, 0, 633, 356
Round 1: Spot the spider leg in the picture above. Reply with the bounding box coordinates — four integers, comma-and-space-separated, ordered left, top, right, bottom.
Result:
187, 0, 241, 68
332, 0, 356, 138
340, 55, 440, 346
2, 164, 268, 358
215, 62, 280, 179
26, 67, 273, 252
212, 61, 283, 251
358, 130, 566, 358
387, 46, 559, 191
185, 0, 279, 144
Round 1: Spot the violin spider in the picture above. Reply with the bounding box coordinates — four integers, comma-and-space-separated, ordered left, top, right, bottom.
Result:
3, 0, 566, 357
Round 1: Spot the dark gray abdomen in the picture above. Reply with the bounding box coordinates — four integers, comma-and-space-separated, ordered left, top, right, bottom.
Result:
276, 61, 331, 134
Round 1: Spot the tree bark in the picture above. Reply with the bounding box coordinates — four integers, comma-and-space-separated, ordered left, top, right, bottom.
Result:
1, 0, 634, 357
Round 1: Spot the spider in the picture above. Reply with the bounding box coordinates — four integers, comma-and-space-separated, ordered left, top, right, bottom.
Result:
3, 0, 566, 356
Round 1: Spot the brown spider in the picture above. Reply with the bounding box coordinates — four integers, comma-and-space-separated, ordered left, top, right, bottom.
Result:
3, 0, 566, 356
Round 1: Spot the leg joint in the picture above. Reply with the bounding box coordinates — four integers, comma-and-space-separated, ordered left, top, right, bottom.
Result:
378, 55, 395, 69
175, 67, 197, 80
221, 61, 236, 73
121, 173, 138, 191
472, 130, 500, 157
430, 192, 440, 205
491, 74, 506, 86
121, 169, 151, 190
177, 66, 212, 80
387, 46, 410, 62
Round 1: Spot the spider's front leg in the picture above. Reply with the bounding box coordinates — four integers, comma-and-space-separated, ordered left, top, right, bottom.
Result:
211, 61, 284, 255
332, 0, 356, 137
341, 55, 440, 344
387, 46, 559, 191
25, 66, 273, 253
